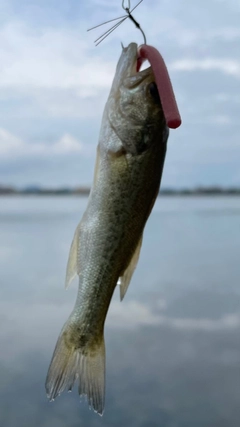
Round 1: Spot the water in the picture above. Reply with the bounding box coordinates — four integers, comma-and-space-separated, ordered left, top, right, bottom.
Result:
0, 196, 239, 427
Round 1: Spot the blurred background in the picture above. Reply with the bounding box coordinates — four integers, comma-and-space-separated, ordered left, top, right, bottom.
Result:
0, 0, 240, 426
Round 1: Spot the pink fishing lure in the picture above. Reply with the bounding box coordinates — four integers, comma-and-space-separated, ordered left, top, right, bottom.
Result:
137, 45, 181, 129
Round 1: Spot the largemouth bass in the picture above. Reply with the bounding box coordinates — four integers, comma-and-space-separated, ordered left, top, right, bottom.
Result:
46, 42, 172, 415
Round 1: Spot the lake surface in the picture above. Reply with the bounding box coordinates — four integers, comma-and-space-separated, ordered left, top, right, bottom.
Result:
0, 196, 239, 427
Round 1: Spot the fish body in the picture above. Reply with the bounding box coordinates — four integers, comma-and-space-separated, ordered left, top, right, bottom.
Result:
45, 42, 169, 415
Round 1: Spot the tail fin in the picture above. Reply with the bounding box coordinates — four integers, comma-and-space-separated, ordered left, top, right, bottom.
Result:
45, 323, 105, 415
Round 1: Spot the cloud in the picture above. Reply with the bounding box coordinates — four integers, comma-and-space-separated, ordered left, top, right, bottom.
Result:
0, 127, 84, 159
164, 313, 240, 332
1, 297, 239, 365
0, 128, 22, 155
50, 134, 83, 154
0, 23, 115, 92
108, 300, 162, 328
171, 58, 240, 77
209, 114, 232, 125
33, 87, 108, 119
107, 300, 240, 331
0, 22, 115, 121
167, 27, 240, 48
0, 247, 12, 262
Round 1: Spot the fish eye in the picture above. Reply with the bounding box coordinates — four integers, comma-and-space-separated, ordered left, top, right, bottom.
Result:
149, 82, 160, 103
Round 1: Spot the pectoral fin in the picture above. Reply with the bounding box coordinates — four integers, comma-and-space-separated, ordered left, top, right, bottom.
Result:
65, 223, 81, 289
118, 235, 143, 301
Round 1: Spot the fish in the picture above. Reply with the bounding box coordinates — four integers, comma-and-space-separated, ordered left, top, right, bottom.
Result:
45, 42, 172, 415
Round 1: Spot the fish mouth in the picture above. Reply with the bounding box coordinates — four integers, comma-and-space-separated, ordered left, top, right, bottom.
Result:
113, 43, 153, 90
120, 43, 153, 88
114, 42, 181, 129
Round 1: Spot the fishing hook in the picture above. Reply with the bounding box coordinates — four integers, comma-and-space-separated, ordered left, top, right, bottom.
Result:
87, 0, 147, 46
122, 0, 147, 44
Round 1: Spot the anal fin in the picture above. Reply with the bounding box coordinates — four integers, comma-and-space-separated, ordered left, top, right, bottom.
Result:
65, 223, 81, 289
118, 235, 143, 301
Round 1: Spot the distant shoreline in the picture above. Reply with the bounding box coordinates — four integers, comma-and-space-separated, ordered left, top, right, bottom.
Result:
1, 186, 240, 196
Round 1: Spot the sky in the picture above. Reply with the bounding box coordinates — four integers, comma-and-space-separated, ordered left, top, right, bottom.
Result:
0, 0, 240, 188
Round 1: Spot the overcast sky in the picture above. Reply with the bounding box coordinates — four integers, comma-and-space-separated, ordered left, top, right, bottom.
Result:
0, 0, 240, 188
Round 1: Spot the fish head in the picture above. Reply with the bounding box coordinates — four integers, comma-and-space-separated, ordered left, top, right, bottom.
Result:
106, 42, 168, 155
